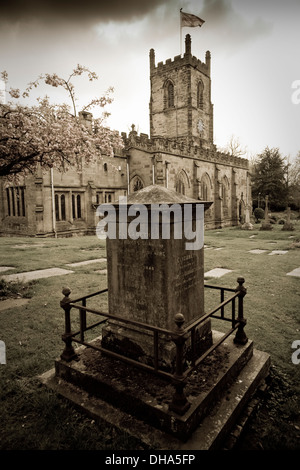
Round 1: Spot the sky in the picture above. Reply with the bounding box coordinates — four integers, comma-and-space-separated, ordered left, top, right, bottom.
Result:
1, 0, 300, 162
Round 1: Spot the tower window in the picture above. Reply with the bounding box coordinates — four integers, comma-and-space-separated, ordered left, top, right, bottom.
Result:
197, 80, 204, 110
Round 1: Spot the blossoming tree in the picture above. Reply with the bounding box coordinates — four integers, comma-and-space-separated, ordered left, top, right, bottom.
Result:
0, 65, 123, 181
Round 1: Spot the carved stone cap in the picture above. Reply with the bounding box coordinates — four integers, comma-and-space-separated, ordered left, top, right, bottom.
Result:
126, 184, 213, 210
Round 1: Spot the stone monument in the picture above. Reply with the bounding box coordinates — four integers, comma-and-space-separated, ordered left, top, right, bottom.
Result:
260, 195, 273, 231
241, 204, 253, 230
100, 185, 213, 369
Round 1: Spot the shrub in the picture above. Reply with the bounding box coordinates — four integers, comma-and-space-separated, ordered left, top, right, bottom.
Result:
253, 207, 265, 222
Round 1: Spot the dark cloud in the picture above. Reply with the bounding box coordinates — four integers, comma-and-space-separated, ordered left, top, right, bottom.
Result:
0, 0, 166, 24
197, 0, 273, 49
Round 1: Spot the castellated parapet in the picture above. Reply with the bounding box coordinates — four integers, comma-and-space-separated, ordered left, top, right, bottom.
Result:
121, 129, 249, 170
150, 36, 211, 79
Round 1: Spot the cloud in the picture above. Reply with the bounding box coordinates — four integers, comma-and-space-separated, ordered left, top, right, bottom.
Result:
197, 0, 273, 47
0, 0, 167, 24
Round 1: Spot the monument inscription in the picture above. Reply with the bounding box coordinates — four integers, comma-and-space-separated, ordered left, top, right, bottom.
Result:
100, 185, 213, 367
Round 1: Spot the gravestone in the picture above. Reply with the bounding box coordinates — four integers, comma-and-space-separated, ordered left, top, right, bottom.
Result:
100, 185, 213, 369
282, 207, 295, 231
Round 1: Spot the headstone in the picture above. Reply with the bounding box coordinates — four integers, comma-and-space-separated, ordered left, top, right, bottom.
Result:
282, 207, 295, 231
99, 185, 213, 369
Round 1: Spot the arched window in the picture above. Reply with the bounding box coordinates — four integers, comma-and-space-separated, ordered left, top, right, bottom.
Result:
164, 80, 175, 109
176, 170, 190, 196
200, 173, 212, 201
133, 177, 144, 192
55, 193, 67, 221
72, 193, 82, 219
197, 80, 204, 109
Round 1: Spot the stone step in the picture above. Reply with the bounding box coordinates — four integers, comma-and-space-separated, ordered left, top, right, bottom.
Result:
40, 345, 270, 450
44, 330, 262, 441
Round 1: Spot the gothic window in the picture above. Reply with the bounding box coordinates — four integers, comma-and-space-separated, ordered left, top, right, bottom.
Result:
177, 178, 185, 195
176, 170, 190, 196
197, 80, 204, 110
200, 173, 212, 201
104, 192, 114, 202
55, 193, 67, 221
72, 193, 82, 219
6, 186, 26, 216
131, 176, 144, 192
164, 80, 175, 108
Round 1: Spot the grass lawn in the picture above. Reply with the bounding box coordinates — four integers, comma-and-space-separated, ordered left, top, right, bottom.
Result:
0, 219, 299, 450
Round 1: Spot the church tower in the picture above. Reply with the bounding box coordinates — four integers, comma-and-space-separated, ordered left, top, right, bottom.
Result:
149, 34, 214, 149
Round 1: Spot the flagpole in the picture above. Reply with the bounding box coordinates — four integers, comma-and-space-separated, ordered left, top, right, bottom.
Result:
180, 8, 182, 55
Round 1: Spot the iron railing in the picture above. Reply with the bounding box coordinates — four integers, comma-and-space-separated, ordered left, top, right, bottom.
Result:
60, 277, 247, 415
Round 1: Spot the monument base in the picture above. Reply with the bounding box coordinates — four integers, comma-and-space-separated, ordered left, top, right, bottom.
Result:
101, 319, 212, 371
40, 331, 270, 449
282, 223, 295, 231
260, 222, 273, 230
241, 222, 253, 230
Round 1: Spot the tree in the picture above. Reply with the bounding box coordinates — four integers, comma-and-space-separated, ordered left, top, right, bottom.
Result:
0, 66, 123, 182
288, 151, 300, 210
251, 147, 288, 210
220, 135, 247, 158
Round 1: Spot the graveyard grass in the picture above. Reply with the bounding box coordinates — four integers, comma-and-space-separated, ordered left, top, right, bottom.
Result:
0, 218, 299, 450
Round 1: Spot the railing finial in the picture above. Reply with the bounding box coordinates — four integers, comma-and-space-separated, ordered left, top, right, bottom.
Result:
60, 287, 77, 362
234, 277, 248, 345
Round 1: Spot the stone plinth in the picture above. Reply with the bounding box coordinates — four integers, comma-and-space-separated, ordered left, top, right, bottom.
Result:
100, 185, 213, 369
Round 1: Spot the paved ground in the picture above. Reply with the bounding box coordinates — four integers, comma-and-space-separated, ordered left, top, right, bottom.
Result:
3, 267, 74, 283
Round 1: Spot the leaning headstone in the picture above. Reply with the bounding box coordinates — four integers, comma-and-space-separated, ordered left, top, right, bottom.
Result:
260, 195, 273, 231
100, 185, 213, 369
282, 207, 295, 231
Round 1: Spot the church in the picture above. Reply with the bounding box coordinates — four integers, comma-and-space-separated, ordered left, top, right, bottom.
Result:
0, 34, 250, 237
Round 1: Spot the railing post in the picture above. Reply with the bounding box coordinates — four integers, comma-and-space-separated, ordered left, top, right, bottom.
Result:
60, 287, 78, 362
234, 277, 248, 345
169, 313, 190, 415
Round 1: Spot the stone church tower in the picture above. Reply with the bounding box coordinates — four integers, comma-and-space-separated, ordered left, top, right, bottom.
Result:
149, 34, 213, 149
